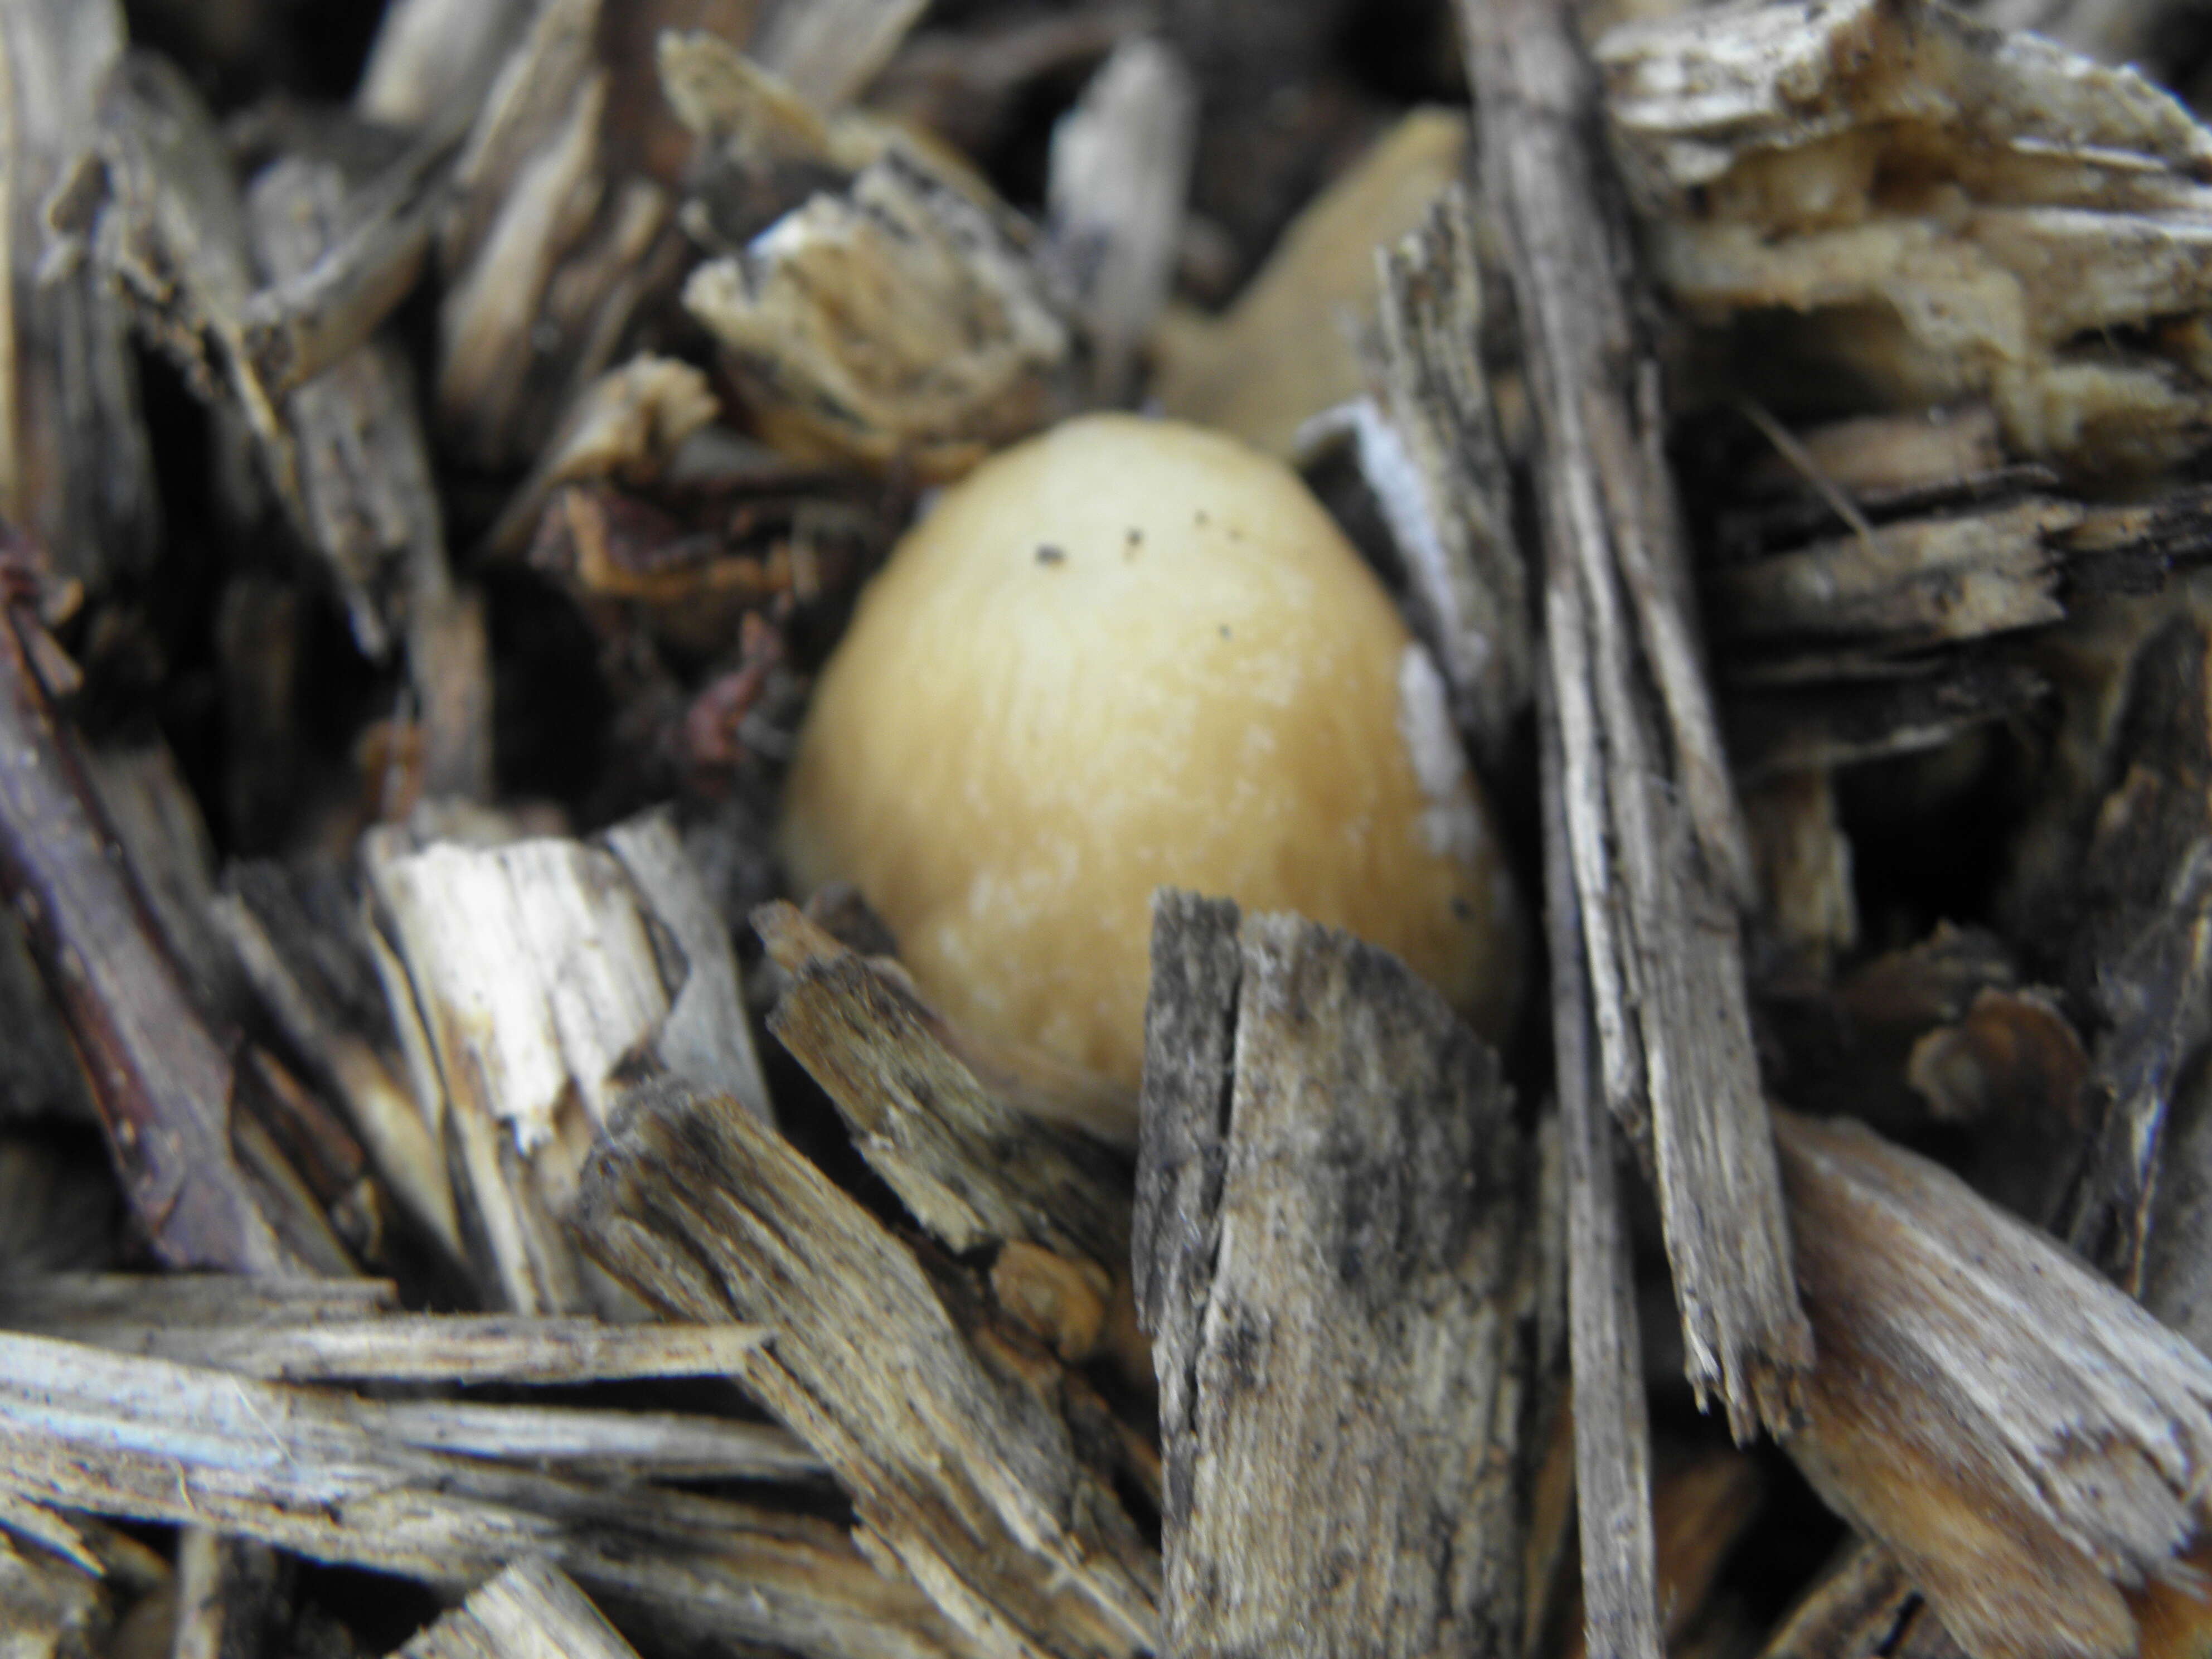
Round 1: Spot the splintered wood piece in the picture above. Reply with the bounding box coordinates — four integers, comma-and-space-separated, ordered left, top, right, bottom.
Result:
0, 0, 157, 592
1705, 491, 2212, 688
1133, 895, 1534, 1659
1776, 1108, 2212, 1659
353, 1401, 825, 1483
1454, 0, 1810, 1437
1540, 691, 1662, 1659
1369, 182, 1527, 765
367, 813, 769, 1312
1725, 656, 2050, 778
757, 900, 1133, 1274
1743, 769, 1859, 972
749, 0, 931, 112
1, 1272, 772, 1385
400, 1559, 639, 1659
89, 52, 299, 517
0, 1332, 958, 1659
605, 812, 774, 1119
1045, 38, 1196, 402
575, 1078, 1160, 1659
1596, 0, 2212, 476
237, 131, 450, 399
1707, 501, 2077, 653
685, 149, 1074, 479
79, 736, 249, 1027
0, 593, 333, 1275
212, 862, 461, 1258
244, 156, 448, 653
437, 0, 676, 470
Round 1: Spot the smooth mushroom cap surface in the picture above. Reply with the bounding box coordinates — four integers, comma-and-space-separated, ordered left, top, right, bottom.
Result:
779, 413, 1521, 1089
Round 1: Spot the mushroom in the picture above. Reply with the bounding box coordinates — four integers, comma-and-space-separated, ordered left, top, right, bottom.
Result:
779, 413, 1521, 1090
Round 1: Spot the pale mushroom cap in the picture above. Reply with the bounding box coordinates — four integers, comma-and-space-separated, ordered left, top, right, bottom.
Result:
780, 413, 1521, 1088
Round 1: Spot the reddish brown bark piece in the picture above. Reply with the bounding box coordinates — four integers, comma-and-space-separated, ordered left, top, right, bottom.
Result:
0, 577, 310, 1274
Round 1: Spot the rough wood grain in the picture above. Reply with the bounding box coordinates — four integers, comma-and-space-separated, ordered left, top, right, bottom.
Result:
576, 1077, 1160, 1659
1775, 1107, 2212, 1659
1134, 896, 1534, 1659
2053, 618, 2212, 1288
212, 862, 460, 1259
1372, 183, 1527, 766
89, 52, 298, 518
758, 901, 1133, 1275
436, 0, 675, 470
1454, 0, 1811, 1439
749, 0, 930, 111
0, 1272, 774, 1387
244, 151, 488, 817
683, 147, 1073, 479
1541, 685, 1662, 1659
1598, 0, 2212, 477
367, 813, 770, 1312
0, 1332, 957, 1659
400, 1559, 639, 1659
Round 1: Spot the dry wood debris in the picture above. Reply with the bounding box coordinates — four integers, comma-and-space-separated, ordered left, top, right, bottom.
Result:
1603, 0, 2212, 479
577, 1076, 1160, 1659
17, 0, 2212, 1653
399, 1559, 642, 1659
1134, 894, 1541, 1659
1460, 0, 1813, 1446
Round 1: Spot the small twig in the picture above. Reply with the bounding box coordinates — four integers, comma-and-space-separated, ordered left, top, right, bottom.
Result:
0, 535, 307, 1273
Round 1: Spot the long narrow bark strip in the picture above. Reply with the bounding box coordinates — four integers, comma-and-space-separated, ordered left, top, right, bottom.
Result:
1541, 679, 1661, 1658
0, 583, 311, 1273
1453, 0, 1810, 1438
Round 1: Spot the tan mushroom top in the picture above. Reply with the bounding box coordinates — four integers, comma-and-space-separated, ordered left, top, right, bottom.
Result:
780, 413, 1521, 1089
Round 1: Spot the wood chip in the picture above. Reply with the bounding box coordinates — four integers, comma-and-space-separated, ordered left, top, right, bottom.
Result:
0, 593, 341, 1275
577, 1078, 1161, 1659
399, 1559, 638, 1659
1539, 685, 1661, 1659
758, 900, 1135, 1263
1776, 1107, 2212, 1659
684, 148, 1074, 479
2, 1272, 773, 1386
1133, 895, 1536, 1658
365, 811, 770, 1311
749, 0, 931, 113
